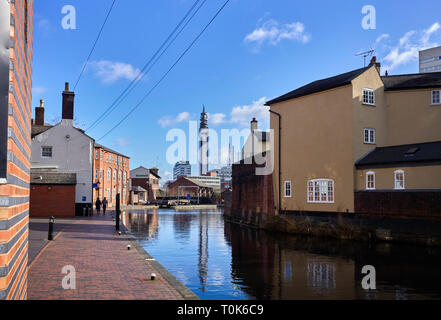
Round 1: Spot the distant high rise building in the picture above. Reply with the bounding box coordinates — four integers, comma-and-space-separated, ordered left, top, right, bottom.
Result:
173, 161, 191, 180
419, 46, 441, 73
199, 106, 209, 175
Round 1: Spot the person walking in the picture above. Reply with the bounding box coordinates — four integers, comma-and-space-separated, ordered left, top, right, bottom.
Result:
95, 198, 102, 216
102, 197, 108, 215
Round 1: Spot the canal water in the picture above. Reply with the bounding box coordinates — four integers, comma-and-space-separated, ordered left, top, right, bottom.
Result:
122, 209, 441, 300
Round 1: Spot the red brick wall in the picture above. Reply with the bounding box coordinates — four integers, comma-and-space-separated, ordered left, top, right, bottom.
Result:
168, 177, 200, 198
93, 147, 129, 207
355, 191, 441, 219
226, 160, 275, 226
30, 185, 76, 218
0, 0, 33, 300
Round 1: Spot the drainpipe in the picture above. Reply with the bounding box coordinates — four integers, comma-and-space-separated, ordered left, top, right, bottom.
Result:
269, 110, 281, 215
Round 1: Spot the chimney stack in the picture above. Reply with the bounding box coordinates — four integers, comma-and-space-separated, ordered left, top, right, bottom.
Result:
251, 117, 258, 132
369, 56, 381, 74
35, 99, 45, 126
62, 82, 75, 121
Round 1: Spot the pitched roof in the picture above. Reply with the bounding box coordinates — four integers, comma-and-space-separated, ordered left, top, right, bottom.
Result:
185, 177, 214, 189
31, 125, 53, 138
382, 71, 441, 91
265, 67, 369, 105
95, 143, 130, 159
30, 172, 77, 185
355, 141, 441, 168
131, 186, 147, 192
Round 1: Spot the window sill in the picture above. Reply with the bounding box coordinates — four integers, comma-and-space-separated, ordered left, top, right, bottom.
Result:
363, 142, 376, 145
307, 201, 335, 204
362, 103, 376, 107
0, 178, 7, 185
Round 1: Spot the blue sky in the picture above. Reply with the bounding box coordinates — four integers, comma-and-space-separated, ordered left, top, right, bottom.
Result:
32, 0, 441, 182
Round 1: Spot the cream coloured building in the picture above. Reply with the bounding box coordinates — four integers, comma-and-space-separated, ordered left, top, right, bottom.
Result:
266, 58, 441, 216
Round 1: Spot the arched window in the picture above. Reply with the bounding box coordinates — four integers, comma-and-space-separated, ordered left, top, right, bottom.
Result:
118, 171, 122, 182
123, 171, 127, 183
107, 168, 111, 181
113, 169, 116, 181
307, 179, 334, 203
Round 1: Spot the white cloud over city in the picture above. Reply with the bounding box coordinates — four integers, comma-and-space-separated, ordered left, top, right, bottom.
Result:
380, 22, 440, 72
158, 112, 191, 128
245, 19, 311, 50
88, 60, 142, 83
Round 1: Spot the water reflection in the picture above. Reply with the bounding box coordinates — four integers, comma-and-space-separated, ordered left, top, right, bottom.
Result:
123, 209, 441, 300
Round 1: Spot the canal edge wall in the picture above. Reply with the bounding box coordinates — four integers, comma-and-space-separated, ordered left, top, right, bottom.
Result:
224, 209, 441, 247
119, 215, 200, 300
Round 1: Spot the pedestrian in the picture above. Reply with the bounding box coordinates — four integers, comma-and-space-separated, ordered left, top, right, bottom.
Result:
102, 197, 108, 215
95, 198, 102, 216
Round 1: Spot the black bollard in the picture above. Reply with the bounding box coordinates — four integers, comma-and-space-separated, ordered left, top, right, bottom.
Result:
48, 216, 55, 241
116, 193, 120, 231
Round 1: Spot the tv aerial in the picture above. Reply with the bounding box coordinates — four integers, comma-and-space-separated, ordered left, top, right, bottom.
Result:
356, 48, 375, 67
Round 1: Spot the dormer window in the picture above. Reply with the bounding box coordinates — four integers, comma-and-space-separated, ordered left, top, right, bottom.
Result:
362, 88, 375, 106
432, 90, 440, 105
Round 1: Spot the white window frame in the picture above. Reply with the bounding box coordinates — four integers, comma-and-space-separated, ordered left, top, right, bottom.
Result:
41, 146, 53, 158
307, 179, 335, 204
366, 171, 375, 190
362, 88, 375, 106
432, 90, 441, 105
363, 128, 376, 144
284, 181, 292, 198
394, 170, 405, 190
107, 168, 111, 181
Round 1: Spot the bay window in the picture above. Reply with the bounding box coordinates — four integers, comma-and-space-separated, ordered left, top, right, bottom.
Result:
307, 179, 334, 203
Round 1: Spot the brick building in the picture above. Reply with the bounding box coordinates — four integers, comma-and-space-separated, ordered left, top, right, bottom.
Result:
129, 166, 160, 203
30, 173, 76, 218
168, 176, 215, 200
93, 144, 130, 207
0, 0, 34, 300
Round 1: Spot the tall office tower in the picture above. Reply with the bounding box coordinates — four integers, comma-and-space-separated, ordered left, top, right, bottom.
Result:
173, 161, 191, 180
419, 46, 441, 73
199, 106, 209, 175
0, 0, 34, 300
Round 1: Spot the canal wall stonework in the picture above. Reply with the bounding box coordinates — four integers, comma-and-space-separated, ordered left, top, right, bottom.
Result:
355, 191, 441, 219
262, 212, 441, 247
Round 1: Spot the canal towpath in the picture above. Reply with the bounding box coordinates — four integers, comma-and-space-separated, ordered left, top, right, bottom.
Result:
27, 212, 198, 300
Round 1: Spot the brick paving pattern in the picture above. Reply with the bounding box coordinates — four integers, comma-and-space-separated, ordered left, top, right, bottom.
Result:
28, 214, 185, 300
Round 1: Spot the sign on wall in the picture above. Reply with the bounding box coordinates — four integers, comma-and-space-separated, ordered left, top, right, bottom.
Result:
0, 0, 11, 180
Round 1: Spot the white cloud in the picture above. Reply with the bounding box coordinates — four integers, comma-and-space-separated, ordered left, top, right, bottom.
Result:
209, 113, 227, 125
115, 137, 130, 147
382, 22, 440, 72
32, 87, 47, 95
89, 60, 142, 83
230, 97, 269, 128
245, 19, 310, 49
376, 33, 389, 43
158, 112, 190, 128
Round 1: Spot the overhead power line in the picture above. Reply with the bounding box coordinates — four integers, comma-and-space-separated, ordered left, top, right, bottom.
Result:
98, 0, 231, 141
73, 0, 117, 91
86, 0, 206, 133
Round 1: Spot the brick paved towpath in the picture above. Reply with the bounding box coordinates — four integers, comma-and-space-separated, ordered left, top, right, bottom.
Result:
28, 213, 198, 300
